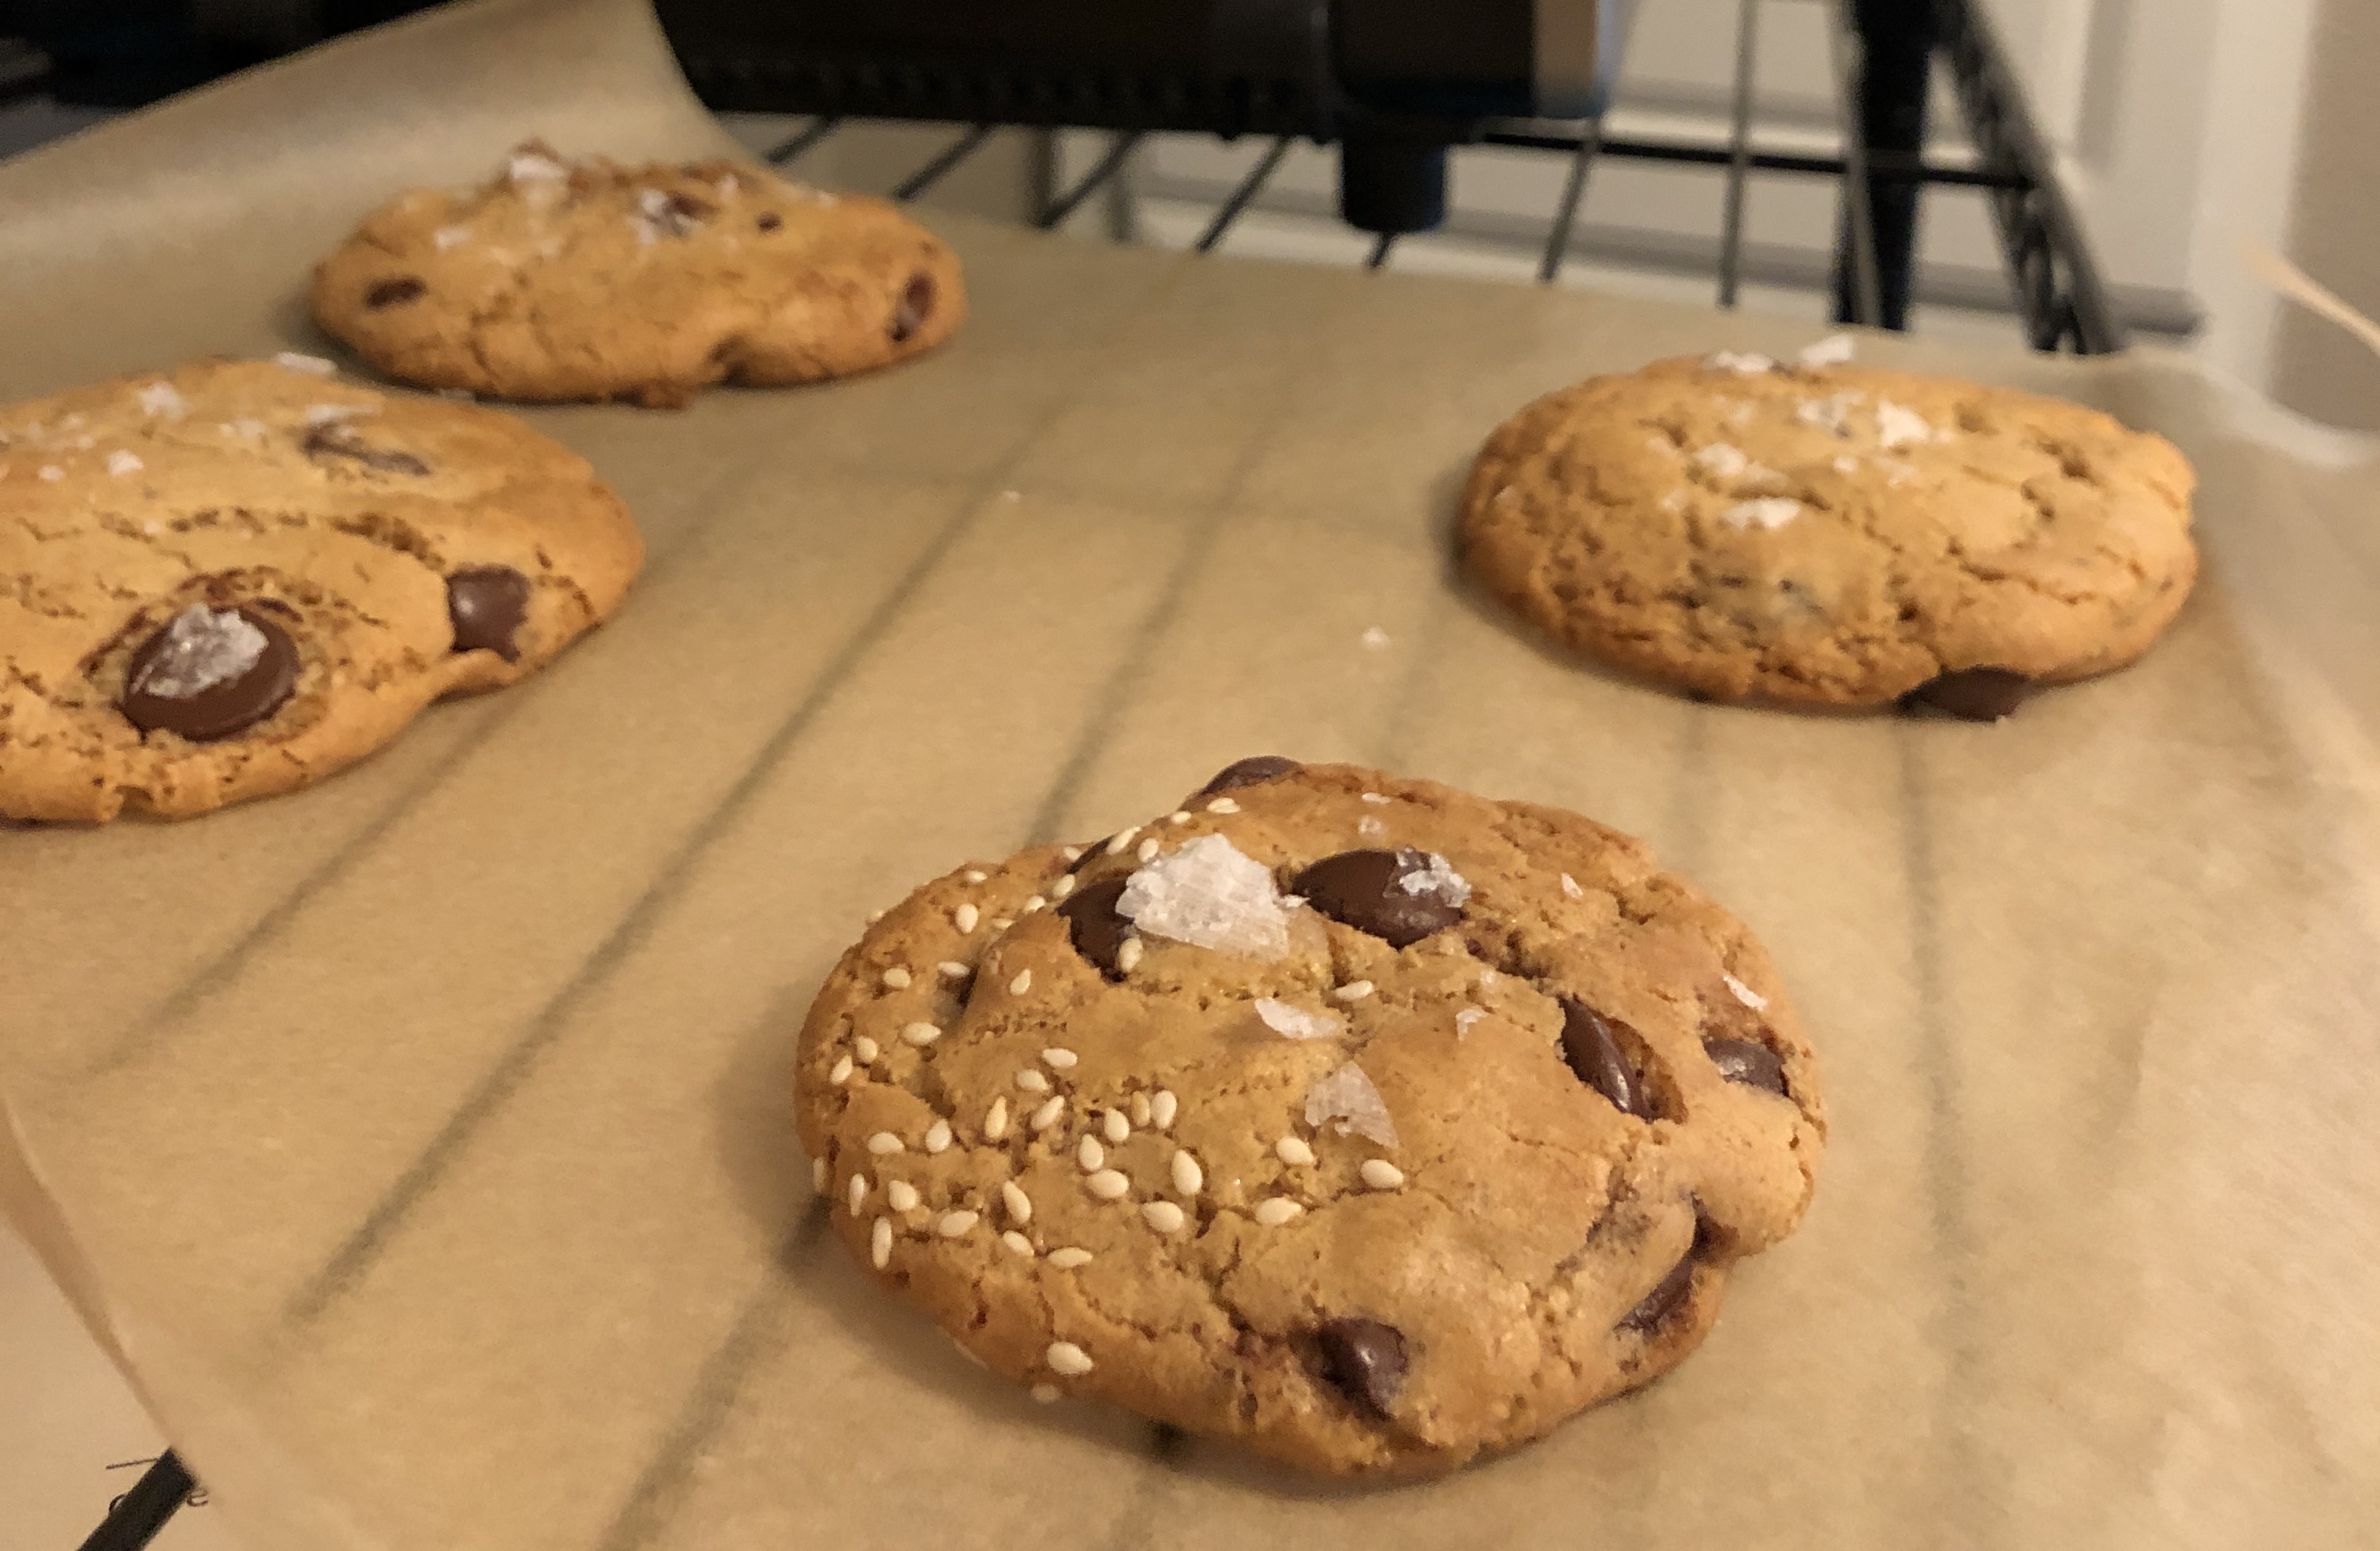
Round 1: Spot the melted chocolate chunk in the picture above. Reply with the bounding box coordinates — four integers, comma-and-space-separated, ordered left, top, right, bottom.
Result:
1194, 756, 1302, 798
301, 424, 431, 476
1903, 667, 2031, 722
890, 274, 935, 342
1703, 1036, 1788, 1096
1315, 1318, 1407, 1418
1291, 848, 1463, 949
1620, 1246, 1698, 1332
1057, 876, 1134, 979
756, 211, 783, 232
446, 566, 532, 660
1560, 998, 1647, 1116
365, 275, 427, 308
121, 605, 298, 742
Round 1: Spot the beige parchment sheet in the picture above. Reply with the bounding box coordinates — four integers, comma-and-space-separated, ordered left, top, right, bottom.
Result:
3, 2, 2378, 1547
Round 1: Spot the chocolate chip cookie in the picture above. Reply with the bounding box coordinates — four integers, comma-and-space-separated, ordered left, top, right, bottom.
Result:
793, 757, 1825, 1475
310, 142, 966, 409
0, 357, 641, 822
1459, 350, 2200, 716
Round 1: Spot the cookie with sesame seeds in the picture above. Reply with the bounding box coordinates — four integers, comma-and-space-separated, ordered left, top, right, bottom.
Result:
0, 357, 641, 822
793, 757, 1825, 1476
309, 141, 966, 409
1459, 348, 2199, 716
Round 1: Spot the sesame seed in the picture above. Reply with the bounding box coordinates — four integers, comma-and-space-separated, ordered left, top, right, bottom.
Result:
1171, 1149, 1204, 1195
1205, 798, 1240, 814
871, 1218, 892, 1268
1105, 828, 1138, 855
1002, 1231, 1035, 1258
1002, 1181, 1033, 1223
925, 1119, 952, 1153
1077, 1136, 1105, 1172
1010, 969, 1033, 996
811, 1157, 828, 1194
1560, 873, 1585, 899
964, 869, 988, 884
1042, 1047, 1078, 1069
1275, 1136, 1316, 1167
1141, 1202, 1186, 1232
1030, 1096, 1067, 1131
1048, 1247, 1093, 1269
938, 960, 970, 979
1130, 1093, 1153, 1127
1455, 1008, 1485, 1037
1360, 1159, 1406, 1190
990, 918, 1014, 932
1102, 1109, 1130, 1145
1032, 1383, 1061, 1403
1332, 981, 1375, 1003
1022, 895, 1047, 914
847, 1175, 867, 1213
1361, 793, 1391, 805
1046, 1341, 1094, 1377
1016, 1068, 1051, 1093
866, 1132, 904, 1156
1169, 810, 1192, 826
1062, 846, 1085, 862
880, 966, 912, 989
1136, 837, 1161, 862
1051, 875, 1077, 900
829, 1054, 854, 1085
955, 903, 981, 933
937, 1209, 980, 1238
1151, 1090, 1179, 1130
887, 1180, 920, 1212
902, 1021, 943, 1047
1254, 1198, 1304, 1227
984, 1097, 1010, 1140
1087, 1169, 1130, 1200
1115, 938, 1145, 974
854, 1036, 880, 1063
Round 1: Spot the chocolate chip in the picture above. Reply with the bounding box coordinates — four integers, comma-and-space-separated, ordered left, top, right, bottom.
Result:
121, 605, 298, 742
301, 424, 430, 476
1559, 999, 1647, 1116
890, 274, 934, 342
756, 211, 782, 232
1194, 756, 1301, 798
1620, 1246, 1698, 1332
1057, 876, 1134, 979
1902, 667, 2031, 722
1703, 1036, 1788, 1096
1315, 1318, 1407, 1418
366, 275, 427, 309
446, 566, 532, 660
1291, 848, 1463, 949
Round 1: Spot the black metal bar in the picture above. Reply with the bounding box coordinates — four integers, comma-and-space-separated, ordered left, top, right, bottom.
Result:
1481, 132, 2026, 189
1036, 131, 1144, 230
1932, 0, 2126, 353
1826, 0, 1886, 327
1196, 136, 1294, 253
1847, 0, 1935, 329
1538, 121, 1604, 284
1717, 0, 1762, 308
762, 115, 842, 167
1366, 231, 1397, 269
892, 123, 995, 202
79, 1452, 195, 1551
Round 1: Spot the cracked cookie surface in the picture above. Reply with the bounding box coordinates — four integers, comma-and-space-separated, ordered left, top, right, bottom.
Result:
311, 143, 966, 408
793, 758, 1825, 1476
1459, 353, 2199, 711
0, 357, 641, 822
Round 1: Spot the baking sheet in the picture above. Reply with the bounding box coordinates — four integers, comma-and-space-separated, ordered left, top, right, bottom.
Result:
5, 2, 2379, 1547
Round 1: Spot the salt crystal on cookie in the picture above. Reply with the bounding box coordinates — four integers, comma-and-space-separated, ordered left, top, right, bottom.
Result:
1118, 834, 1295, 959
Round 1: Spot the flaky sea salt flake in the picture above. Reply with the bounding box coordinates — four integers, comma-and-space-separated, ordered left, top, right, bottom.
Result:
133, 605, 265, 701
1876, 400, 1935, 450
136, 383, 186, 419
1116, 834, 1294, 959
1395, 850, 1471, 907
1723, 499, 1803, 532
1706, 350, 1775, 376
274, 352, 336, 376
1254, 999, 1343, 1041
1455, 1008, 1486, 1039
1798, 334, 1857, 368
105, 450, 142, 477
1724, 973, 1770, 1011
1305, 1062, 1399, 1149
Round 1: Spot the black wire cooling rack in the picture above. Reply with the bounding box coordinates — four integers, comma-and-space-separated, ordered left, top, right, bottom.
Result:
688, 0, 2125, 357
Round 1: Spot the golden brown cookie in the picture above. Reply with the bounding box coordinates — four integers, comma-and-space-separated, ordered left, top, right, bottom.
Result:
0, 357, 641, 822
1459, 350, 2200, 716
793, 757, 1825, 1476
310, 142, 966, 408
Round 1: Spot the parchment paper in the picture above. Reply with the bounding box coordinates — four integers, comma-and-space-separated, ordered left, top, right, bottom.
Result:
4, 2, 2378, 1547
